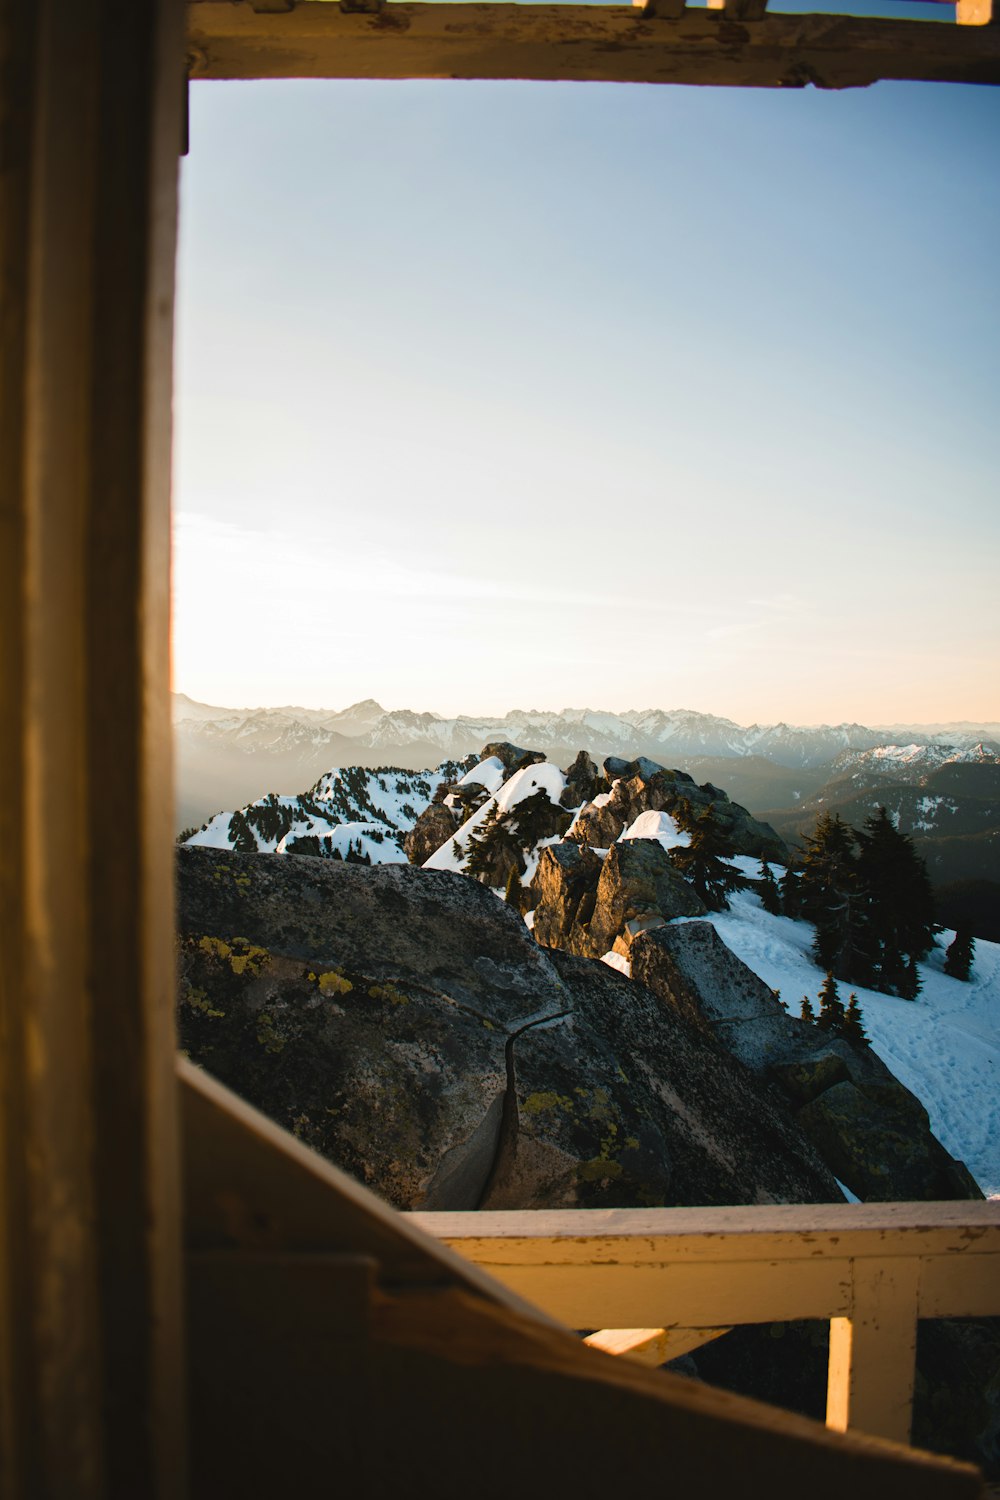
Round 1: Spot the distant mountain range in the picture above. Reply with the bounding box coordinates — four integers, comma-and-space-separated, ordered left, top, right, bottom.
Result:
173, 692, 1000, 832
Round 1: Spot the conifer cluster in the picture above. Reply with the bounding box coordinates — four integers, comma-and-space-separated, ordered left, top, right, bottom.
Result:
792, 807, 937, 998
944, 925, 976, 981
668, 800, 747, 912
463, 804, 524, 882
801, 973, 869, 1045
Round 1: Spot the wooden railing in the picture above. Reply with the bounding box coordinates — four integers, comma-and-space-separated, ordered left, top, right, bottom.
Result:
410, 1201, 1000, 1447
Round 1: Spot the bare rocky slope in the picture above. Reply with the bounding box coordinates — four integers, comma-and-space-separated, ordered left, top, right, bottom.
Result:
176, 847, 841, 1211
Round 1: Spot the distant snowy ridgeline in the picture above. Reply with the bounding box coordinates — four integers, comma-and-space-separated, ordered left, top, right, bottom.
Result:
184, 763, 463, 863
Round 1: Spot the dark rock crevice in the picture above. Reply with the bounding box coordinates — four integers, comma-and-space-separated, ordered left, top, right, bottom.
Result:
475, 1009, 574, 1210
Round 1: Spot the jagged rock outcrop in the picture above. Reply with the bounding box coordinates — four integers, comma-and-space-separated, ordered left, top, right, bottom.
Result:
530, 843, 604, 953
485, 950, 842, 1210
404, 802, 459, 866
479, 741, 547, 774
570, 759, 787, 862
585, 841, 707, 957
559, 749, 606, 809
630, 921, 982, 1203
177, 846, 841, 1212
530, 838, 706, 958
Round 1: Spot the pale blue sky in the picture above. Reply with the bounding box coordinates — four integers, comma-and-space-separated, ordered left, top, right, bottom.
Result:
174, 68, 999, 723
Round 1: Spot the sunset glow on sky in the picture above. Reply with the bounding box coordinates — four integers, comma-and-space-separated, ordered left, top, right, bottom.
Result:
174, 74, 999, 724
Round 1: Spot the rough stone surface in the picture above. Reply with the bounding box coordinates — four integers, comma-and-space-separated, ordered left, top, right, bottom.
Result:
404, 802, 459, 866
570, 760, 788, 863
559, 749, 605, 809
486, 951, 842, 1209
630, 921, 981, 1203
479, 741, 547, 774
529, 842, 603, 954
177, 846, 840, 1212
796, 1079, 983, 1202
631, 921, 789, 1055
585, 842, 707, 957
531, 840, 705, 960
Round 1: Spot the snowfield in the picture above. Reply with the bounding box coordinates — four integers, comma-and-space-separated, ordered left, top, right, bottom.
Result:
695, 857, 1000, 1197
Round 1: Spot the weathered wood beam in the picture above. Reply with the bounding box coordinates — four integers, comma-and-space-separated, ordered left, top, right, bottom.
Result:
415, 1203, 1000, 1443
826, 1258, 920, 1447
187, 0, 1000, 88
0, 2, 187, 1495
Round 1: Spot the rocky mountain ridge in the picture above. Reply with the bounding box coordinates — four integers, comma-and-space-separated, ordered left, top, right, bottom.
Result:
173, 692, 1000, 832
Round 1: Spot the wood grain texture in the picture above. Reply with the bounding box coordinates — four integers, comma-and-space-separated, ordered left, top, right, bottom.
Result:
0, 3, 186, 1495
187, 0, 1000, 88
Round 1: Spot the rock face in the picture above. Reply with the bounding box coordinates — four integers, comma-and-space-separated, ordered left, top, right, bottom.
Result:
530, 837, 706, 959
586, 842, 706, 956
479, 741, 547, 774
570, 759, 787, 863
177, 846, 841, 1212
530, 844, 603, 954
487, 950, 841, 1209
630, 922, 982, 1203
559, 749, 606, 809
403, 802, 459, 866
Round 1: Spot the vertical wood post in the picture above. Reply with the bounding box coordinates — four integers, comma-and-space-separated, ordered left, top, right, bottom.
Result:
0, 1, 186, 1495
826, 1259, 920, 1445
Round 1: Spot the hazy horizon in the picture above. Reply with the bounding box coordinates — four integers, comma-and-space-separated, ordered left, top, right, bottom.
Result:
171, 686, 1000, 734
174, 75, 999, 726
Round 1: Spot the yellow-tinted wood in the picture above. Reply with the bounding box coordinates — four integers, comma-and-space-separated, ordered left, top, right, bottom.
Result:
0, 3, 186, 1495
414, 1203, 1000, 1444
957, 0, 994, 24
187, 0, 1000, 88
585, 1325, 733, 1363
827, 1259, 921, 1444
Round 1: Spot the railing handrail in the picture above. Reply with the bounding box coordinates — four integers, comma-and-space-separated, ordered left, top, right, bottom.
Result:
409, 1201, 1000, 1448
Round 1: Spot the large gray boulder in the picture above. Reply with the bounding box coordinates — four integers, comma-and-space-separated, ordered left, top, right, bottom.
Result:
177, 847, 841, 1212
630, 921, 982, 1203
531, 839, 706, 959
404, 801, 459, 865
586, 841, 706, 956
530, 842, 603, 954
486, 950, 842, 1209
479, 741, 546, 774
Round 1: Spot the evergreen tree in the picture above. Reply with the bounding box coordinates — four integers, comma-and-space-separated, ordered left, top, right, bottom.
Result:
508, 787, 570, 850
780, 866, 802, 919
856, 806, 936, 994
464, 804, 523, 884
504, 864, 522, 909
815, 971, 846, 1032
757, 861, 783, 916
842, 993, 869, 1047
798, 814, 865, 983
944, 925, 976, 981
897, 956, 922, 1001
799, 995, 814, 1022
669, 800, 747, 912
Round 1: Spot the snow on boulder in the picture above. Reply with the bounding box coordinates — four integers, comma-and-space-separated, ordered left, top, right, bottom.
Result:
457, 755, 506, 794
620, 809, 690, 850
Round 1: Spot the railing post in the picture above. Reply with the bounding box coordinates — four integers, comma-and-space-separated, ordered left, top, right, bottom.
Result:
826, 1258, 920, 1445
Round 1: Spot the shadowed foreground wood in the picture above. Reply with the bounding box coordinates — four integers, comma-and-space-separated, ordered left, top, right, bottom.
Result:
182, 1063, 984, 1499
187, 0, 1000, 88
0, 2, 186, 1495
413, 1201, 1000, 1444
